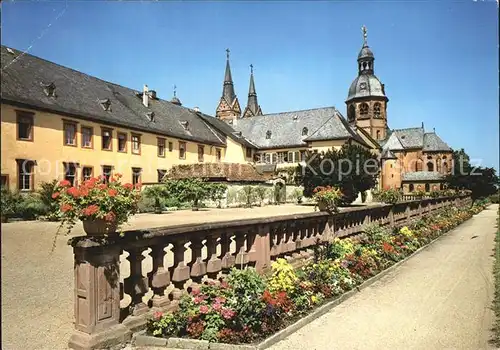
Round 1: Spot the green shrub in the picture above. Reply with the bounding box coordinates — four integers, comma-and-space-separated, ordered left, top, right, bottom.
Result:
208, 183, 228, 208
226, 188, 238, 205
490, 193, 500, 204
144, 185, 168, 213
429, 190, 441, 198
239, 186, 255, 208
254, 186, 268, 206
38, 180, 61, 220
137, 195, 156, 213
1, 188, 21, 219
16, 193, 47, 220
374, 188, 401, 204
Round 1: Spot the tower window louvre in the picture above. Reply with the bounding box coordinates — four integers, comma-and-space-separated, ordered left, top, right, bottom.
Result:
374, 103, 381, 118
359, 103, 369, 115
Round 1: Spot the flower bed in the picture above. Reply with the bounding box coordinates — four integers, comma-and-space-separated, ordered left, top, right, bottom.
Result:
147, 203, 486, 345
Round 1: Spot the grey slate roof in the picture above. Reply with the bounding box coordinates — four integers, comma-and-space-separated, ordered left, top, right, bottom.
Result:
402, 171, 444, 182
1, 46, 225, 146
380, 148, 397, 159
393, 127, 424, 149
346, 74, 387, 101
233, 107, 367, 149
197, 112, 257, 149
423, 132, 452, 152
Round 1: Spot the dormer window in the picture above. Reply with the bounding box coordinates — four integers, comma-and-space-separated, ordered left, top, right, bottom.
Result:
266, 130, 272, 139
40, 82, 56, 97
180, 121, 189, 130
359, 103, 369, 115
98, 98, 112, 111
233, 131, 242, 138
374, 103, 381, 118
302, 127, 308, 136
292, 115, 298, 120
146, 112, 155, 122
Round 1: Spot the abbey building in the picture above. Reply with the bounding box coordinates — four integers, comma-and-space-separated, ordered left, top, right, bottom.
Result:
0, 27, 452, 194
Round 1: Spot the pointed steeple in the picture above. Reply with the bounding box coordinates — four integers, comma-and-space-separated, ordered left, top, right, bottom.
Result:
222, 48, 236, 105
216, 48, 241, 122
243, 64, 263, 118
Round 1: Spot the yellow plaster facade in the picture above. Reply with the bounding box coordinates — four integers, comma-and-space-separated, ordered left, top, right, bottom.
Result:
0, 103, 248, 190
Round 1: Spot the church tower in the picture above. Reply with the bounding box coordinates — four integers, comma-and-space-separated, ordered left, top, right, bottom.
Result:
242, 64, 263, 118
346, 25, 389, 141
216, 49, 241, 122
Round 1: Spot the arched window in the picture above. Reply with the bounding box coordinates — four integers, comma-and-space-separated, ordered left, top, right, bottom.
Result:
437, 160, 441, 173
409, 184, 414, 192
359, 103, 369, 116
348, 104, 356, 122
443, 162, 448, 173
266, 130, 272, 139
374, 103, 381, 118
376, 130, 380, 140
414, 159, 422, 172
302, 127, 308, 136
427, 161, 434, 172
425, 183, 430, 192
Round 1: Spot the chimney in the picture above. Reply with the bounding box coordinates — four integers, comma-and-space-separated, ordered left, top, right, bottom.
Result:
193, 107, 200, 112
143, 84, 149, 107
148, 90, 157, 100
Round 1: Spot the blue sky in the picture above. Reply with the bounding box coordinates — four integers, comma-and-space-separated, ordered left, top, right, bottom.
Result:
2, 1, 498, 169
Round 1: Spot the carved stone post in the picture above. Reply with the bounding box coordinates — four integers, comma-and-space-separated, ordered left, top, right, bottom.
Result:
254, 224, 271, 273
68, 238, 131, 350
148, 245, 170, 308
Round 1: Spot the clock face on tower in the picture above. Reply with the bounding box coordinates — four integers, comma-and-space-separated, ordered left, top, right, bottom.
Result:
359, 82, 367, 91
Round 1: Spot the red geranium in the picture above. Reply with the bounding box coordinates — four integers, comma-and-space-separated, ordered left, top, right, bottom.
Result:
67, 187, 80, 198
51, 192, 60, 199
61, 203, 73, 212
59, 180, 71, 187
108, 189, 118, 197
82, 205, 99, 217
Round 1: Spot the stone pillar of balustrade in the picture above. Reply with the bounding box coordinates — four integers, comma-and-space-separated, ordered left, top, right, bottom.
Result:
253, 224, 272, 272
68, 237, 131, 350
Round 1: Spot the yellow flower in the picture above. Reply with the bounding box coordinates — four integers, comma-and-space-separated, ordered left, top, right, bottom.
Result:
311, 295, 318, 304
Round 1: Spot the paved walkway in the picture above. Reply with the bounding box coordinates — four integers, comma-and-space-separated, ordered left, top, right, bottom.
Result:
270, 205, 498, 350
1, 204, 496, 350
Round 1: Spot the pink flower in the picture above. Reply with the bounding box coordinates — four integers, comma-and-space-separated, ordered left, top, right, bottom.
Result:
193, 295, 205, 304
154, 311, 163, 320
199, 305, 210, 314
221, 308, 236, 320
191, 288, 200, 296
215, 296, 226, 304
213, 303, 222, 312
51, 192, 60, 199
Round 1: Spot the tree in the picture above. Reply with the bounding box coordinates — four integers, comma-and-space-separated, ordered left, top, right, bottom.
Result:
144, 185, 168, 214
240, 186, 255, 208
207, 183, 228, 208
445, 148, 499, 203
164, 178, 212, 211
297, 144, 379, 204
254, 186, 268, 206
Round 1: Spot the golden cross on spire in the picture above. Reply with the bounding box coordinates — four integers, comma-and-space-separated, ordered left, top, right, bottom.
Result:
226, 48, 230, 59
362, 25, 368, 45
250, 64, 253, 74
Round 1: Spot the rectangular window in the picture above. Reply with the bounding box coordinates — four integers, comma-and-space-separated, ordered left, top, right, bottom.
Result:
131, 134, 141, 154
132, 167, 142, 186
1, 174, 8, 189
82, 166, 93, 182
117, 132, 127, 153
216, 148, 222, 162
17, 111, 34, 141
300, 150, 306, 162
272, 153, 277, 164
102, 165, 112, 183
17, 161, 34, 191
277, 152, 284, 164
246, 147, 252, 159
255, 153, 262, 163
101, 128, 113, 150
179, 141, 186, 159
81, 126, 93, 148
294, 151, 299, 163
287, 152, 294, 163
168, 141, 173, 152
64, 163, 77, 186
63, 121, 77, 146
158, 138, 166, 157
198, 145, 204, 162
157, 169, 167, 183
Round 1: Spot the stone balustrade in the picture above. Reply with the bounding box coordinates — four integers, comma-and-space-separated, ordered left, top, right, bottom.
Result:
67, 195, 471, 350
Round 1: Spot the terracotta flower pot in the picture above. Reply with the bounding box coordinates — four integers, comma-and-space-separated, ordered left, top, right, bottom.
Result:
82, 219, 118, 236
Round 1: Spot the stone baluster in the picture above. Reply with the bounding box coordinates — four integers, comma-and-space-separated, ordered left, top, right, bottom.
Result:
269, 224, 281, 259
206, 234, 222, 279
220, 231, 235, 271
245, 229, 258, 268
170, 239, 190, 303
253, 224, 271, 272
68, 239, 131, 350
234, 231, 249, 268
189, 237, 207, 284
147, 244, 170, 309
123, 247, 149, 316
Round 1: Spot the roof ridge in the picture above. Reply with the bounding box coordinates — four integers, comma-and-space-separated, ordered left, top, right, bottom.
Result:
243, 105, 336, 118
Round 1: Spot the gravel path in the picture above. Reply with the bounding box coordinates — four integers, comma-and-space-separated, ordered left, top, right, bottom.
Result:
269, 205, 498, 350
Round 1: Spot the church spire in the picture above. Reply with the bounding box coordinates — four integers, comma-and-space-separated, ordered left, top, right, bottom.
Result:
216, 48, 241, 121
243, 64, 263, 118
222, 48, 236, 105
357, 25, 375, 75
